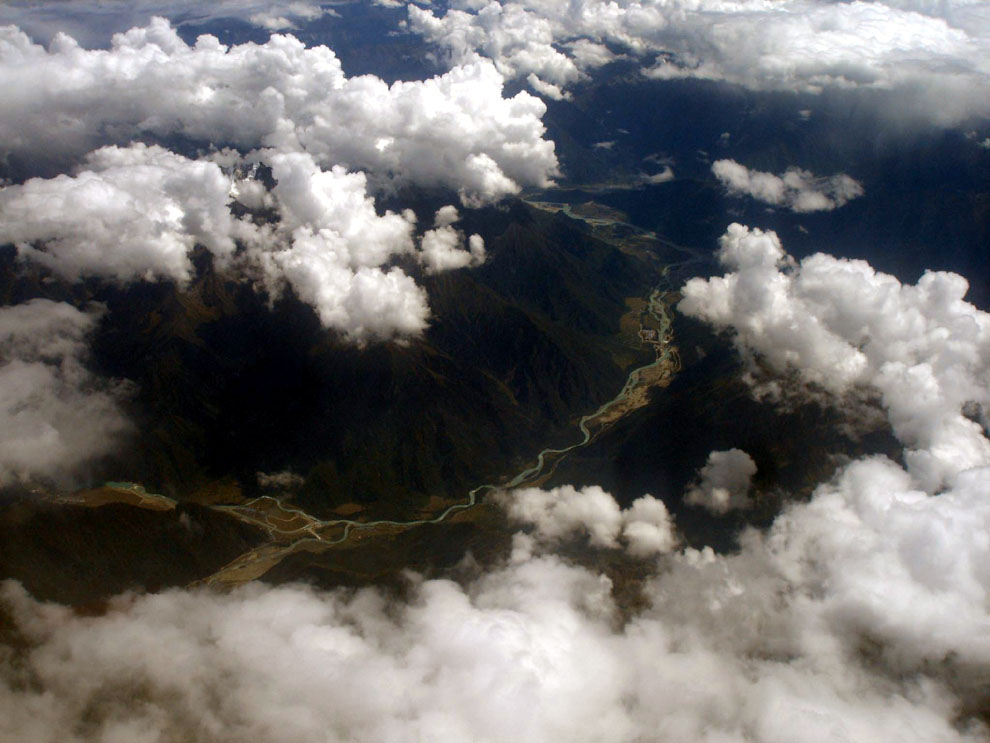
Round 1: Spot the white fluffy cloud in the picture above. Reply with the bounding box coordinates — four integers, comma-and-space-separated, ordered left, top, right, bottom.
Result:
496, 484, 678, 556
0, 145, 436, 341
253, 152, 494, 339
267, 236, 430, 341
409, 0, 990, 120
643, 0, 990, 108
760, 456, 990, 681
679, 223, 990, 492
0, 143, 246, 283
409, 2, 587, 95
685, 448, 757, 514
243, 153, 490, 338
255, 151, 434, 340
418, 206, 487, 274
0, 17, 557, 204
712, 159, 864, 212
0, 17, 557, 340
0, 299, 132, 486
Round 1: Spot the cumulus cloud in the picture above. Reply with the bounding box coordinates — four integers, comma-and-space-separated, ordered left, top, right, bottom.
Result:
620, 494, 679, 556
0, 142, 494, 342
0, 145, 433, 341
408, 0, 990, 121
759, 456, 990, 683
679, 223, 990, 492
526, 72, 572, 100
244, 151, 431, 341
0, 300, 132, 487
641, 0, 990, 108
712, 159, 864, 212
265, 150, 418, 269
639, 166, 674, 184
268, 238, 430, 341
417, 206, 486, 274
565, 37, 621, 69
0, 143, 248, 283
0, 18, 557, 204
685, 448, 757, 514
496, 484, 677, 556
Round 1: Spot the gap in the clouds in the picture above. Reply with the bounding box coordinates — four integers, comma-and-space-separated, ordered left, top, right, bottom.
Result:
1, 0, 988, 599
0, 189, 702, 605
1, 132, 229, 184
73, 199, 653, 504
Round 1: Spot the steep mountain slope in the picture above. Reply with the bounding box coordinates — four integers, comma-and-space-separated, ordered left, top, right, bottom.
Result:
74, 200, 656, 518
0, 496, 264, 604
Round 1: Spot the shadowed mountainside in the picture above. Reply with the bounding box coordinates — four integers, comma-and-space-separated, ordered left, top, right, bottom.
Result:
0, 497, 264, 604
62, 200, 656, 518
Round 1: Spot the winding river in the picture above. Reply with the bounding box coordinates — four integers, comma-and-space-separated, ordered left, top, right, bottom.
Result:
202, 285, 678, 585
79, 197, 705, 586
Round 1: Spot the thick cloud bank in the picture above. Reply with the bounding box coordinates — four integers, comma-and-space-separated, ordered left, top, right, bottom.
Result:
679, 223, 990, 492
0, 17, 557, 203
409, 0, 990, 120
3, 460, 990, 743
0, 300, 132, 486
712, 160, 864, 212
